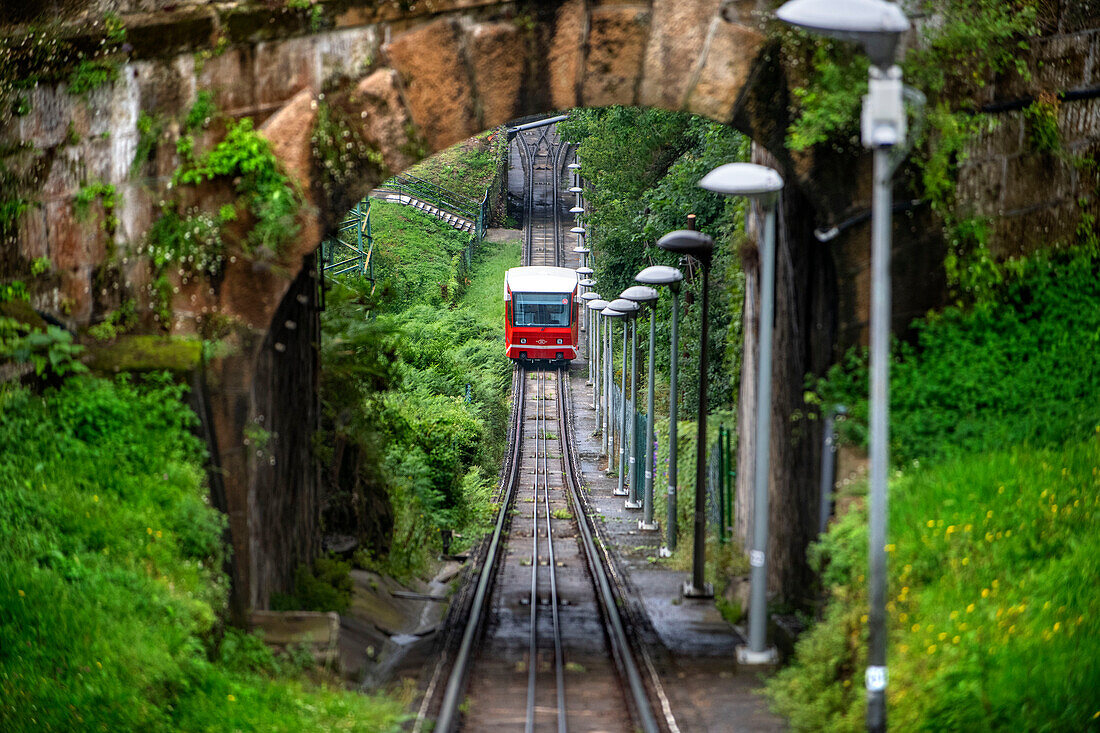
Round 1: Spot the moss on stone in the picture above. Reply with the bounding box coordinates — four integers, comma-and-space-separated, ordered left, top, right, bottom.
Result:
83, 335, 201, 375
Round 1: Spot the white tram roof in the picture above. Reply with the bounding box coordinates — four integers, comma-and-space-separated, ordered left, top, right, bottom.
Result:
505, 266, 579, 294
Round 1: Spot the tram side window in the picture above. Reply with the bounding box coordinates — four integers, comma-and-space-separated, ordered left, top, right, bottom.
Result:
513, 293, 571, 327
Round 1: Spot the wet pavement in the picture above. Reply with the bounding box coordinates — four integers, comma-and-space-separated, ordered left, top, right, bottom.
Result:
566, 356, 786, 732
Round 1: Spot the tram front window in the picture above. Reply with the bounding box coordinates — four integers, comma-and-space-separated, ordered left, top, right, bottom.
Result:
513, 293, 570, 327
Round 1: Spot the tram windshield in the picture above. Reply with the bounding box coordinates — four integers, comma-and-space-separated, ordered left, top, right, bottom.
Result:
512, 292, 571, 327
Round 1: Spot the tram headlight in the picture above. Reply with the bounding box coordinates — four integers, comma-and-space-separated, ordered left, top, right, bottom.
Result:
519, 338, 526, 344
557, 338, 563, 344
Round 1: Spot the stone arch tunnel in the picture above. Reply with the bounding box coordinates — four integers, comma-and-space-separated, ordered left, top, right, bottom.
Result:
8, 0, 1096, 615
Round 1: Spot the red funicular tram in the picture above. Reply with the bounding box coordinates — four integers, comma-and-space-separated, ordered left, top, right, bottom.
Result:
503, 266, 580, 364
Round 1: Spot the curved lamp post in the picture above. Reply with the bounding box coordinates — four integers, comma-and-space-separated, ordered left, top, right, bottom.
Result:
657, 228, 715, 598
608, 297, 640, 500
776, 1, 910, 728
636, 264, 684, 551
699, 162, 784, 666
622, 284, 660, 531
581, 290, 600, 385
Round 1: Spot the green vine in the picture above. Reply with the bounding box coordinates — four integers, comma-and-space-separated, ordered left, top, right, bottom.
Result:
1023, 91, 1061, 154
74, 180, 118, 235
782, 0, 1043, 301
174, 117, 302, 256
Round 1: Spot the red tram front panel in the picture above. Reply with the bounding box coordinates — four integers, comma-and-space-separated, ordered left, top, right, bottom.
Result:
504, 267, 580, 362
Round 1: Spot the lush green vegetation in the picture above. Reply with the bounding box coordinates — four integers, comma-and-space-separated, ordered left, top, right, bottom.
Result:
319, 207, 517, 579
558, 107, 750, 594
767, 245, 1100, 731
558, 107, 747, 415
366, 201, 482, 312
812, 247, 1100, 465
403, 129, 506, 203
780, 0, 1046, 297
0, 376, 406, 732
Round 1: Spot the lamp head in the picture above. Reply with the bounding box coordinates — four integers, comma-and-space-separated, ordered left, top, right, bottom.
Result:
698, 163, 783, 206
602, 307, 625, 318
776, 0, 908, 68
657, 229, 715, 266
608, 298, 640, 315
576, 266, 594, 276
568, 186, 583, 194
588, 298, 609, 310
635, 265, 684, 286
579, 278, 597, 287
570, 206, 585, 214
573, 246, 591, 254
570, 227, 586, 235
567, 162, 581, 170
620, 285, 659, 304
581, 291, 600, 301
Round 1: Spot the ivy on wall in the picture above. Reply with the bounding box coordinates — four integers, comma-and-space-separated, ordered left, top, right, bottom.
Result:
780, 0, 1050, 300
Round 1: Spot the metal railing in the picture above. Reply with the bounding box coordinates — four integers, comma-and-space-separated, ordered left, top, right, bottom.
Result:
321, 199, 374, 279
375, 173, 489, 241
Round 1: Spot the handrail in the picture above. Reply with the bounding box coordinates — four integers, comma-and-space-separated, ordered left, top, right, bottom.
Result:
376, 173, 482, 223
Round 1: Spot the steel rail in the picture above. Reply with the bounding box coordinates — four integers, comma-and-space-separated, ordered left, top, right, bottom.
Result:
544, 370, 567, 732
556, 368, 660, 733
433, 366, 528, 733
525, 369, 541, 732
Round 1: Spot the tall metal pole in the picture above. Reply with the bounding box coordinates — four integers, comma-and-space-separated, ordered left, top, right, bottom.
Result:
744, 201, 779, 661
867, 142, 892, 733
688, 258, 712, 596
640, 300, 658, 529
626, 317, 641, 509
667, 284, 680, 551
616, 319, 630, 496
602, 315, 610, 457
592, 310, 599, 411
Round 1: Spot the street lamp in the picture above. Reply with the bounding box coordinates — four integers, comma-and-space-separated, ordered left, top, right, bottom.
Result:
699, 162, 784, 666
576, 267, 594, 335
657, 228, 715, 598
586, 296, 607, 414
608, 297, 640, 501
636, 264, 684, 551
776, 1, 910, 728
581, 291, 600, 387
622, 284, 660, 530
624, 281, 655, 528
600, 306, 626, 471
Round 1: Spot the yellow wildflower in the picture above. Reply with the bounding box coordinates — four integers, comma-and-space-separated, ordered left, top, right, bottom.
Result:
952, 636, 960, 644
967, 603, 975, 613
17, 590, 25, 597
227, 694, 236, 703
927, 644, 937, 654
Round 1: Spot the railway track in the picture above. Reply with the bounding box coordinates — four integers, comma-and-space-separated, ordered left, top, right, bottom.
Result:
422, 122, 661, 733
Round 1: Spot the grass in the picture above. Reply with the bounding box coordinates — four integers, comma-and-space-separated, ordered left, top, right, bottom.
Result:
0, 375, 406, 732
403, 129, 505, 203
766, 438, 1100, 731
367, 201, 474, 312
767, 245, 1100, 732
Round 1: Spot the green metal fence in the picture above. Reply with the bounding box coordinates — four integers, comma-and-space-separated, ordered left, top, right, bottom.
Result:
321, 199, 374, 279
706, 425, 736, 543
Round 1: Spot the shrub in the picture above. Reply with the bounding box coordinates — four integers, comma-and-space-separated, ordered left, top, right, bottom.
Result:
0, 375, 407, 731
813, 246, 1100, 464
